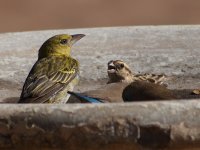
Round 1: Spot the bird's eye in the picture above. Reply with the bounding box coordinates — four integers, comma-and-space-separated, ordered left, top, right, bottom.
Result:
60, 39, 68, 45
120, 63, 124, 68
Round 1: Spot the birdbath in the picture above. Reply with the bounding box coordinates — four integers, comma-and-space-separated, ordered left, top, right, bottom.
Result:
0, 26, 200, 149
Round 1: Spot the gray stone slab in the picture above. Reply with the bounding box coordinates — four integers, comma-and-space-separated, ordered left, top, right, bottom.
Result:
0, 25, 200, 101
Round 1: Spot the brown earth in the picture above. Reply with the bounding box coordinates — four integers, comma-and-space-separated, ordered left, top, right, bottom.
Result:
0, 0, 200, 33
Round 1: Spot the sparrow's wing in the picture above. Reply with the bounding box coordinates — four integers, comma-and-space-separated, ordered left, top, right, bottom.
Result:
19, 56, 79, 103
134, 73, 167, 85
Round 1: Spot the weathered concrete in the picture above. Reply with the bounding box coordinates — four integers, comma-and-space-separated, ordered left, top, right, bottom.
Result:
0, 101, 200, 149
0, 25, 200, 101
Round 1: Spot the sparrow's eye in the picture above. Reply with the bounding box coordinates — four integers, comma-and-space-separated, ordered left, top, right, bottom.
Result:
116, 63, 124, 70
60, 39, 68, 45
120, 63, 124, 68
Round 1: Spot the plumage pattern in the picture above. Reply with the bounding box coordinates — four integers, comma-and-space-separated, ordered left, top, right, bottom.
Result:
20, 56, 79, 103
107, 60, 167, 85
133, 73, 166, 85
19, 34, 85, 103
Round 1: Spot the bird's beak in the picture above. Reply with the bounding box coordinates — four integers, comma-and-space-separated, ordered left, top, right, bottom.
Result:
71, 34, 85, 45
107, 61, 116, 73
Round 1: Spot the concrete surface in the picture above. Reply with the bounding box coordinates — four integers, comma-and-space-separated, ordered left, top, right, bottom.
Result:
1, 101, 200, 149
0, 25, 200, 101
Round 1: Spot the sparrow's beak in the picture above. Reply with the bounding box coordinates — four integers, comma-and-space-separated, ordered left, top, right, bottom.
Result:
107, 61, 116, 73
71, 34, 85, 45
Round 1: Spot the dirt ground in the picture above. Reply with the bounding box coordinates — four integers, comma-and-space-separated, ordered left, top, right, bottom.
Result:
0, 0, 200, 33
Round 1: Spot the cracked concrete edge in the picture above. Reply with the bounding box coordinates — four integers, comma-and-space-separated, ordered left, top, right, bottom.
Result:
0, 100, 200, 149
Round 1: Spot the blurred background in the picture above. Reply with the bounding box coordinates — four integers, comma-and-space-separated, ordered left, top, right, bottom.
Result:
1, 0, 200, 33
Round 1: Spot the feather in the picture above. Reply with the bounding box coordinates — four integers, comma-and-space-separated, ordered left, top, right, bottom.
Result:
68, 91, 104, 103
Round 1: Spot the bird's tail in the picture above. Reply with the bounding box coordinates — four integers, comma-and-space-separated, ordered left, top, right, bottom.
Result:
67, 91, 104, 103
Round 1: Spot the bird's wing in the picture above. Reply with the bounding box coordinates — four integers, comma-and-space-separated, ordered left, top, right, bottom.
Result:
134, 73, 167, 85
19, 56, 79, 103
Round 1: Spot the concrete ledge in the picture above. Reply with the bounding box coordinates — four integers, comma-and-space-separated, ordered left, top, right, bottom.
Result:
0, 101, 200, 149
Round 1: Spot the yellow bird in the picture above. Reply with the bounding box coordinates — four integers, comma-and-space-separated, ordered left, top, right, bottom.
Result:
19, 34, 85, 103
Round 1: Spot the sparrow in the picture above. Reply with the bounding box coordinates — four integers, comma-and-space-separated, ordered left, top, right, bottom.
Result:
68, 60, 170, 103
107, 60, 167, 85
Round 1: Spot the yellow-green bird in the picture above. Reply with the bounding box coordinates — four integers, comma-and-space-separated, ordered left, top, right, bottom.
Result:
18, 34, 85, 103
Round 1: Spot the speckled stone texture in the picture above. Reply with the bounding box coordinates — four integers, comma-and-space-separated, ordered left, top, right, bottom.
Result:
0, 25, 200, 102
